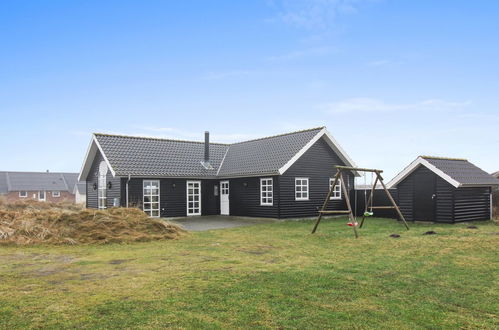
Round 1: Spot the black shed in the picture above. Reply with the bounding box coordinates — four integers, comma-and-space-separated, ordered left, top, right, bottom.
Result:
387, 156, 499, 223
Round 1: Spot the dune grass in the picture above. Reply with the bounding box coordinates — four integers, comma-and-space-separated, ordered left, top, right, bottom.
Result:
0, 218, 497, 329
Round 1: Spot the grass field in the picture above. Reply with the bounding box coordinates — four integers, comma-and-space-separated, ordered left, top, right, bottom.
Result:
0, 218, 497, 329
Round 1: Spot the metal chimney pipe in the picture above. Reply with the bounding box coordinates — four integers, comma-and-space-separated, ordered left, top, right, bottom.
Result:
204, 131, 210, 162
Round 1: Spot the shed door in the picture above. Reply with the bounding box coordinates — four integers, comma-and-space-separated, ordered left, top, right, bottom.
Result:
414, 173, 435, 221
220, 181, 229, 215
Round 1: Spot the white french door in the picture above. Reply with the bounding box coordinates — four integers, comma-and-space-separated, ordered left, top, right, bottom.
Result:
187, 181, 201, 216
220, 181, 229, 215
143, 180, 160, 217
38, 191, 46, 202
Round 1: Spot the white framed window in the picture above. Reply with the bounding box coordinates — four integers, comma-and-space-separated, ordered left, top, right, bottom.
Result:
187, 181, 201, 216
143, 180, 160, 217
98, 161, 107, 209
329, 178, 342, 200
52, 191, 60, 198
19, 191, 27, 198
260, 178, 273, 206
295, 178, 309, 200
38, 191, 46, 202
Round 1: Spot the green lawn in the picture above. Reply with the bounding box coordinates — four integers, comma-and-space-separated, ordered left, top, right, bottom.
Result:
0, 218, 497, 329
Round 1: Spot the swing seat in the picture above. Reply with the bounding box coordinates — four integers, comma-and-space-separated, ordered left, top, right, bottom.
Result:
347, 222, 358, 227
363, 211, 374, 217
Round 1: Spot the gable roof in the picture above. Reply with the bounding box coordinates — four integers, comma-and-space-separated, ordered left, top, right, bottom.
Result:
0, 171, 79, 193
387, 156, 499, 189
79, 127, 358, 180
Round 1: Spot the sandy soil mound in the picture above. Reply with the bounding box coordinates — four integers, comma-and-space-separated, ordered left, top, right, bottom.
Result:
0, 199, 185, 245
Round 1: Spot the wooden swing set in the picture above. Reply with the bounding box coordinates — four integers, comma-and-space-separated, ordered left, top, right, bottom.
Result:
311, 166, 409, 238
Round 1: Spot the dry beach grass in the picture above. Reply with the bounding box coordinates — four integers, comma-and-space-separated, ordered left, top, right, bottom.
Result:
0, 199, 184, 245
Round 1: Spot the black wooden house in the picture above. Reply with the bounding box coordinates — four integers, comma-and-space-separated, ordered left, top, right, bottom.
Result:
78, 127, 359, 218
387, 156, 499, 222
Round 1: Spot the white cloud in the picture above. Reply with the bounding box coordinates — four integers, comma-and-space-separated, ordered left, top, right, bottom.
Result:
268, 0, 363, 30
321, 97, 471, 114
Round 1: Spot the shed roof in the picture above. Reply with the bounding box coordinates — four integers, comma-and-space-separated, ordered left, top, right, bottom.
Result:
387, 156, 499, 189
79, 127, 358, 180
0, 172, 79, 192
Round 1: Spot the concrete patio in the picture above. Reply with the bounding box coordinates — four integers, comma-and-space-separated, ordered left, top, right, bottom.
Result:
167, 215, 278, 231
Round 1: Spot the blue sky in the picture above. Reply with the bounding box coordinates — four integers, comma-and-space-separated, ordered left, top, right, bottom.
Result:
1, 0, 498, 180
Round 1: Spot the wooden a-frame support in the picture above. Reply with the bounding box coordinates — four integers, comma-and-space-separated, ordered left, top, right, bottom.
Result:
311, 166, 409, 237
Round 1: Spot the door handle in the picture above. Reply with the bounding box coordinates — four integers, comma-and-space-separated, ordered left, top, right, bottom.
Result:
432, 194, 437, 200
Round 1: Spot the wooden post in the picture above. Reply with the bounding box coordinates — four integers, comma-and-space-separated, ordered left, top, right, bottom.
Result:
359, 176, 379, 228
311, 169, 341, 234
339, 171, 358, 238
377, 172, 409, 230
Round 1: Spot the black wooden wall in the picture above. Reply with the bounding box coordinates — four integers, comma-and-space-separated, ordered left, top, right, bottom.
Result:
279, 138, 353, 218
85, 151, 121, 209
124, 178, 220, 217
396, 165, 492, 223
228, 176, 280, 218
453, 187, 491, 222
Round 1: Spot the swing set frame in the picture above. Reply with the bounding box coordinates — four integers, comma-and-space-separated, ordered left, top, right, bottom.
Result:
311, 165, 409, 238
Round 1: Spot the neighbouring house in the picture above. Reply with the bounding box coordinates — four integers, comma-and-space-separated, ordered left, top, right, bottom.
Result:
0, 171, 81, 203
387, 156, 499, 222
73, 182, 87, 205
78, 127, 359, 218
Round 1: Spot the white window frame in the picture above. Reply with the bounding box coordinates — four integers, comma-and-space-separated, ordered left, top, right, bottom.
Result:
329, 178, 342, 200
186, 180, 202, 216
143, 180, 160, 218
260, 178, 273, 206
52, 191, 60, 198
19, 191, 27, 198
98, 173, 107, 209
295, 178, 309, 201
38, 190, 46, 202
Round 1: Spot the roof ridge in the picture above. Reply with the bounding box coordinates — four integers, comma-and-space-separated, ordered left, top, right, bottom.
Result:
93, 133, 230, 145
229, 126, 325, 145
420, 155, 468, 161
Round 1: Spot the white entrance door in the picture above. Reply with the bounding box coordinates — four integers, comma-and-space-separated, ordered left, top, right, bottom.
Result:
220, 181, 229, 215
187, 181, 201, 216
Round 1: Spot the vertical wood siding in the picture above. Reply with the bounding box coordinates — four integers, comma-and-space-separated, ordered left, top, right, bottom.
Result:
278, 138, 353, 218
85, 151, 121, 209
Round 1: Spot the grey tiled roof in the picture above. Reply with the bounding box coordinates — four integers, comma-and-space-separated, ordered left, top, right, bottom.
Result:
217, 127, 323, 176
0, 172, 79, 192
0, 172, 7, 194
94, 127, 325, 178
95, 134, 230, 177
422, 156, 499, 186
74, 182, 86, 194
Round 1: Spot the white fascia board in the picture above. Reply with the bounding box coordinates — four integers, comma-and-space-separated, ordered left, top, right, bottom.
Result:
278, 128, 360, 176
322, 129, 360, 177
386, 157, 461, 189
78, 138, 96, 182
78, 135, 117, 181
